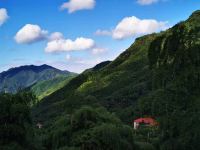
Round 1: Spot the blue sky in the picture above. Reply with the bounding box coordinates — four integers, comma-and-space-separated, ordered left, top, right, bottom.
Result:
0, 0, 199, 73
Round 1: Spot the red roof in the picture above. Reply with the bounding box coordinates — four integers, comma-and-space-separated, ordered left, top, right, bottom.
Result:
134, 117, 157, 126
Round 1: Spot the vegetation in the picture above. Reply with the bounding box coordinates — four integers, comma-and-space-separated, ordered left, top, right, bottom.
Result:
33, 10, 200, 150
0, 92, 37, 150
0, 64, 76, 93
30, 75, 76, 100
147, 10, 200, 149
37, 106, 136, 150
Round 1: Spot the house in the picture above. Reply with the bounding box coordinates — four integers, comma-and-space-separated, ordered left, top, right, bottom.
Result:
36, 122, 43, 129
133, 117, 157, 129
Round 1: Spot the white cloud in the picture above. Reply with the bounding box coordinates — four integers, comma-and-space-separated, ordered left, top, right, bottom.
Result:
137, 0, 158, 5
49, 32, 64, 41
92, 47, 107, 55
95, 16, 168, 40
95, 29, 111, 36
61, 0, 95, 13
15, 24, 48, 44
45, 37, 95, 53
112, 16, 168, 40
0, 8, 9, 26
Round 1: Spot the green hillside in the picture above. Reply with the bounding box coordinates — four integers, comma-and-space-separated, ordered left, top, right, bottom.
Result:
32, 29, 158, 150
31, 75, 76, 100
33, 32, 157, 124
0, 10, 198, 150
0, 64, 75, 93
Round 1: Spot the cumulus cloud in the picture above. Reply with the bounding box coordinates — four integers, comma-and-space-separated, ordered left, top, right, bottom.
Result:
61, 0, 95, 13
96, 16, 168, 40
49, 32, 64, 41
15, 24, 48, 44
45, 37, 95, 53
137, 0, 158, 5
95, 29, 111, 36
0, 8, 9, 26
112, 16, 168, 40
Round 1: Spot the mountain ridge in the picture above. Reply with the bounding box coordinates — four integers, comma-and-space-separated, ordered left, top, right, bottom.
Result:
0, 64, 76, 93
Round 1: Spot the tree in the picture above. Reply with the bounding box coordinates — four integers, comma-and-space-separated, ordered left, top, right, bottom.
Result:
0, 92, 36, 150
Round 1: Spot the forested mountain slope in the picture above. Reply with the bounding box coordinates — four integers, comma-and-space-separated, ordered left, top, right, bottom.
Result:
32, 10, 200, 150
30, 75, 76, 100
33, 33, 157, 123
0, 64, 75, 93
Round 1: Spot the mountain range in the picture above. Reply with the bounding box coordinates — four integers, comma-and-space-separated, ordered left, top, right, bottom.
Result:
0, 64, 76, 97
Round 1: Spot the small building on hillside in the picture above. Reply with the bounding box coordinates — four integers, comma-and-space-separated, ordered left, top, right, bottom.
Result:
36, 122, 43, 129
133, 117, 158, 129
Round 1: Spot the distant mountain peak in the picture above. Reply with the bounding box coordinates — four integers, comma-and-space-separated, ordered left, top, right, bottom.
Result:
0, 65, 54, 78
39, 64, 55, 69
5, 64, 53, 72
0, 64, 75, 93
